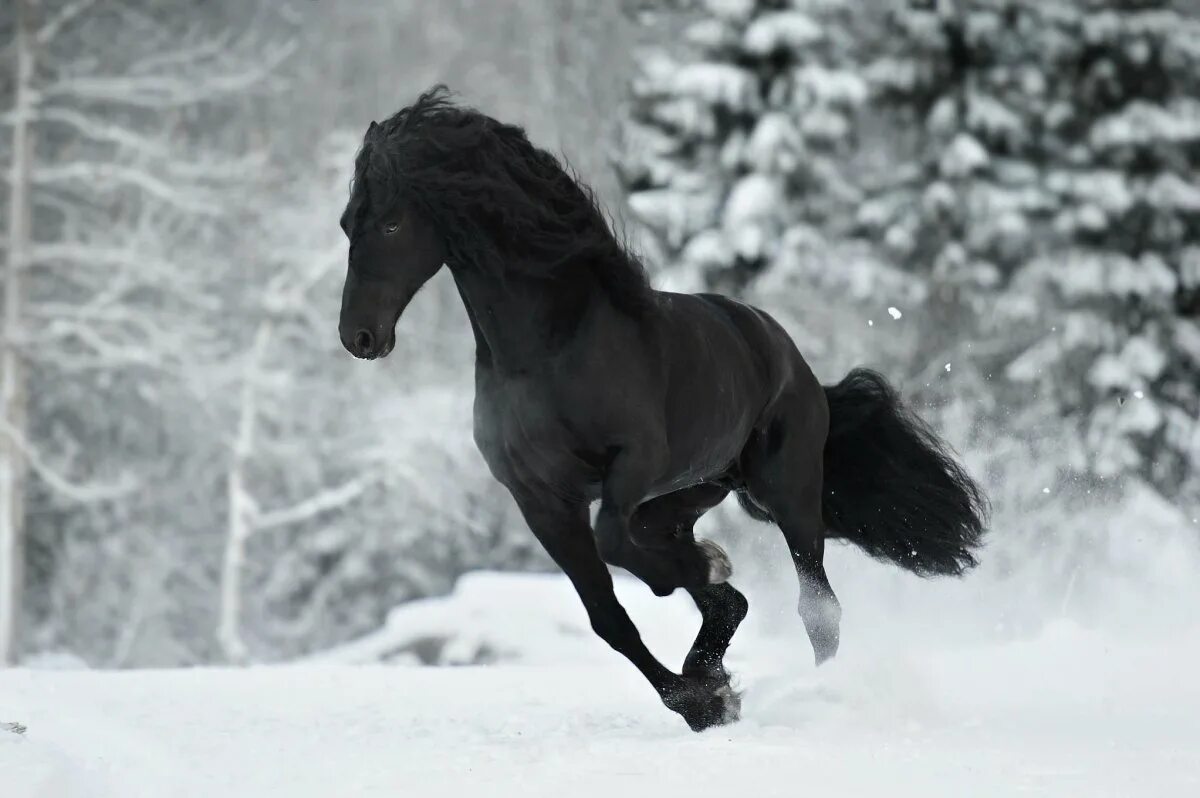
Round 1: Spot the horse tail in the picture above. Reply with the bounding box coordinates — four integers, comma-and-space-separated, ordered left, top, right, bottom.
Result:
820, 368, 988, 577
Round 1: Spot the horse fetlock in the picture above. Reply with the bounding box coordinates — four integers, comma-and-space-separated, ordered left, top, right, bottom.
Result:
681, 651, 730, 681
662, 674, 742, 732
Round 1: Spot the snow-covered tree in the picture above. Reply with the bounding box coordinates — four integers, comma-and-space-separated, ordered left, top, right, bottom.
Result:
861, 0, 1200, 511
2, 0, 638, 668
0, 0, 36, 666
209, 134, 546, 662
620, 0, 868, 294
1006, 2, 1200, 507
2, 0, 295, 665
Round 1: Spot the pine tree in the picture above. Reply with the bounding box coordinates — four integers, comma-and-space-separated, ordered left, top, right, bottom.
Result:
862, 0, 1200, 512
1014, 0, 1200, 509
620, 0, 867, 294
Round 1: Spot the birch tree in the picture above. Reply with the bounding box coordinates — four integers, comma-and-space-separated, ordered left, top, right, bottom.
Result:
209, 133, 535, 662
0, 0, 36, 667
1, 0, 294, 665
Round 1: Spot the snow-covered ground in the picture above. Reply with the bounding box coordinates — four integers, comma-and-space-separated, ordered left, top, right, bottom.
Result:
4, 561, 1200, 797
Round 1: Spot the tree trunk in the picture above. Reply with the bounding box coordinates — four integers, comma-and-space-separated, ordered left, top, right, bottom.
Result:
217, 322, 273, 664
0, 0, 36, 668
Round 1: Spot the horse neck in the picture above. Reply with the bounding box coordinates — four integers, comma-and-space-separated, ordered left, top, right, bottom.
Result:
447, 260, 592, 373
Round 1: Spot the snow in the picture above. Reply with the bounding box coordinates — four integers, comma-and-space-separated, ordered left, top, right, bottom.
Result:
939, 133, 990, 178
964, 93, 1025, 146
723, 174, 785, 229
1035, 251, 1176, 300
5, 562, 1200, 797
744, 113, 803, 174
671, 63, 759, 112
793, 65, 868, 106
1146, 172, 1200, 212
742, 12, 822, 56
702, 0, 756, 23
685, 19, 740, 51
1090, 99, 1200, 149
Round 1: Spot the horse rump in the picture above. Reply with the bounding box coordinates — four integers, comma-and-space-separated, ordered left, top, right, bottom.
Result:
820, 368, 988, 577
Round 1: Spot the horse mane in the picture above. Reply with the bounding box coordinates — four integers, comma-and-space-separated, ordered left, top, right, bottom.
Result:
354, 85, 656, 317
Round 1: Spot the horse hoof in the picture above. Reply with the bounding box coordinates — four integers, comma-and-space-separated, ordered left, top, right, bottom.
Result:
696, 539, 732, 584
663, 674, 742, 732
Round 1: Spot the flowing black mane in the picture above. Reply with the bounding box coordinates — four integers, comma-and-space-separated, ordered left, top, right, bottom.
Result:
349, 86, 655, 316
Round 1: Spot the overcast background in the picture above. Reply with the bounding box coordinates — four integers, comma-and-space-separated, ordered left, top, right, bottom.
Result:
1, 0, 1197, 670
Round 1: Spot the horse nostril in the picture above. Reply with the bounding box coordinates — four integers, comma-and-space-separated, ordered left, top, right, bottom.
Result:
353, 329, 374, 356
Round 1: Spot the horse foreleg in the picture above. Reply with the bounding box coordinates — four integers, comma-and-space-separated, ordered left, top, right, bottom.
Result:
596, 482, 733, 596
513, 492, 738, 731
612, 484, 748, 681
592, 441, 666, 557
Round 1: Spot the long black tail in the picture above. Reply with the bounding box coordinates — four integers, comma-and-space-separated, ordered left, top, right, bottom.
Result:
821, 368, 988, 577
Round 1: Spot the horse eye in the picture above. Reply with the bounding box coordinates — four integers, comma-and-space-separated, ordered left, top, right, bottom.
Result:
383, 222, 399, 235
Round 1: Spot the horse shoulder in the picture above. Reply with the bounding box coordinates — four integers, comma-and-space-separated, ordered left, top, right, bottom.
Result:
471, 365, 601, 498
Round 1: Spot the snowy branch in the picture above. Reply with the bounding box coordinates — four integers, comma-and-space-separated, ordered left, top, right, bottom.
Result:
128, 29, 238, 76
36, 315, 173, 372
32, 108, 169, 156
389, 462, 495, 538
44, 40, 297, 109
30, 242, 220, 313
0, 416, 137, 504
251, 477, 375, 533
35, 0, 101, 44
31, 163, 224, 215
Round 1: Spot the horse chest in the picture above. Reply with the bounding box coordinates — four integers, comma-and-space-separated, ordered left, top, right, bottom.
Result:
471, 377, 599, 498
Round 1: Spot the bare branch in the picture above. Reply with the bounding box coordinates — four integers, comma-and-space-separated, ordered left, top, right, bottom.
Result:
128, 29, 236, 76
36, 0, 101, 44
29, 242, 222, 315
31, 163, 223, 215
32, 108, 169, 156
0, 416, 137, 504
251, 477, 374, 532
44, 40, 297, 109
27, 302, 164, 347
37, 317, 165, 369
388, 461, 495, 538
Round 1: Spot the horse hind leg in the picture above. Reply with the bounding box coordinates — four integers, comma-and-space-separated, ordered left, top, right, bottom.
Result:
741, 407, 842, 665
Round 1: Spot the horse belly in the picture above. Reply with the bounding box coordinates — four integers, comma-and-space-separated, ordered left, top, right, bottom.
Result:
657, 375, 760, 492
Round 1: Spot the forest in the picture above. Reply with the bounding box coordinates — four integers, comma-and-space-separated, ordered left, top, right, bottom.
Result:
1, 0, 1196, 668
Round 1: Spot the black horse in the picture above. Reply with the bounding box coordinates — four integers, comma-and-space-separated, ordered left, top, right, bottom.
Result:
337, 87, 987, 732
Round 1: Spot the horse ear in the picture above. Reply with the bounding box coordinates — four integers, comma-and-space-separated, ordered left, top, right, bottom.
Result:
367, 120, 378, 136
